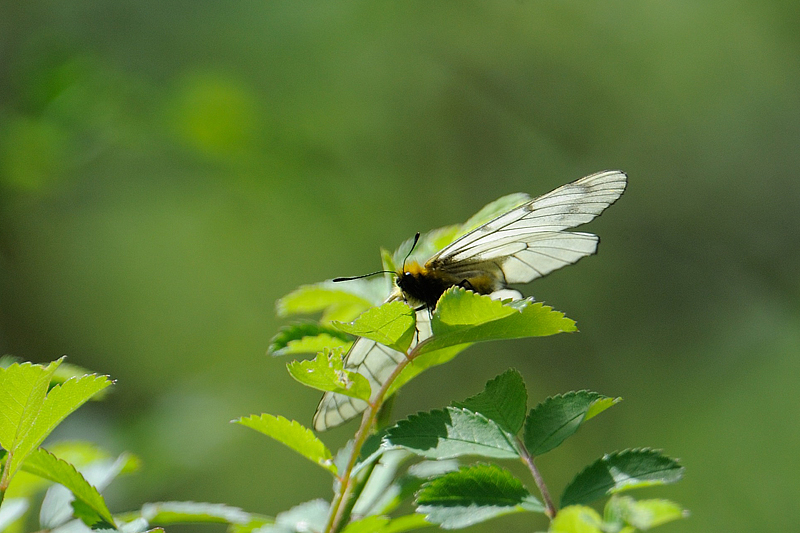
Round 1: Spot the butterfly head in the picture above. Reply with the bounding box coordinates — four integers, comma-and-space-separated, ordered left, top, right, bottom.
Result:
396, 261, 451, 309
395, 261, 424, 292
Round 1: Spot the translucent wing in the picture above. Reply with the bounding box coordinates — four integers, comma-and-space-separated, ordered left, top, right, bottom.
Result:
313, 305, 433, 431
428, 170, 627, 284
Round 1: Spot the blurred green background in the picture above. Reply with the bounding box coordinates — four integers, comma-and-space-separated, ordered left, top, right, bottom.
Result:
2, 2, 799, 531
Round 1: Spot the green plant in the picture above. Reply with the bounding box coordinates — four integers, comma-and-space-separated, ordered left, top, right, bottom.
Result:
0, 177, 686, 532
0, 357, 271, 532
258, 284, 687, 533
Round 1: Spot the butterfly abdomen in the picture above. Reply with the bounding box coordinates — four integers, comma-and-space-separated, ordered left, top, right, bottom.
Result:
397, 262, 501, 309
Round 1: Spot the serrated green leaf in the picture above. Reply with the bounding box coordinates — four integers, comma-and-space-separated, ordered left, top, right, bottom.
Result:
286, 349, 371, 400
432, 288, 517, 331
604, 495, 687, 530
416, 289, 576, 356
51, 362, 110, 401
6, 441, 137, 501
342, 514, 431, 533
40, 451, 137, 529
70, 495, 113, 529
524, 391, 620, 456
385, 407, 519, 460
387, 296, 574, 404
12, 374, 112, 480
584, 396, 622, 422
0, 359, 70, 482
549, 505, 604, 533
21, 448, 115, 529
561, 449, 684, 507
276, 279, 388, 322
453, 369, 528, 435
268, 322, 352, 357
333, 301, 416, 353
138, 501, 255, 525
416, 463, 544, 529
234, 414, 336, 474
0, 359, 62, 451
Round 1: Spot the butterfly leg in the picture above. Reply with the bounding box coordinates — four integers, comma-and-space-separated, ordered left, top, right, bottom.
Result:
458, 279, 476, 291
405, 304, 428, 361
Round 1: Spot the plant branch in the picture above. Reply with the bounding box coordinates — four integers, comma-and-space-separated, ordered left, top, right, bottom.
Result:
324, 349, 417, 533
0, 451, 12, 507
516, 437, 557, 519
337, 457, 378, 523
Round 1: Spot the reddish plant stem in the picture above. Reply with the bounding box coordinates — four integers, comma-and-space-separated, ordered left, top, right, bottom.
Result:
324, 350, 416, 533
516, 437, 557, 518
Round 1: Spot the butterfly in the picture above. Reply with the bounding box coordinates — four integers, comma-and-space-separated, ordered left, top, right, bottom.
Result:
313, 170, 627, 430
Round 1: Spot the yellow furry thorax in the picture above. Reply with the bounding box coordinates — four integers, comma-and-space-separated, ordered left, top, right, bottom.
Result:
397, 261, 428, 277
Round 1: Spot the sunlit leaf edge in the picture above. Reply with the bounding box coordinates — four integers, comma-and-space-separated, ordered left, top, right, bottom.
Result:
452, 369, 528, 435
384, 407, 520, 460
523, 390, 617, 456
286, 350, 371, 401
234, 414, 336, 474
560, 448, 684, 507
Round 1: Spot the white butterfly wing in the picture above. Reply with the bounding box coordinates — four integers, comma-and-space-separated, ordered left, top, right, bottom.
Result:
313, 306, 433, 431
428, 170, 627, 284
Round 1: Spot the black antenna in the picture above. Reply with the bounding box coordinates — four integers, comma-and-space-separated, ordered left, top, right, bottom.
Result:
402, 232, 421, 271
334, 232, 421, 282
333, 271, 395, 282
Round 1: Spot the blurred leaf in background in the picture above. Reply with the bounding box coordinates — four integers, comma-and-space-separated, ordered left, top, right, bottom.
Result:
1, 2, 799, 531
